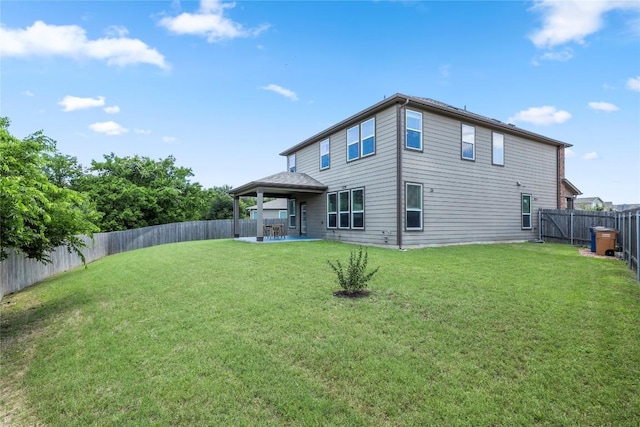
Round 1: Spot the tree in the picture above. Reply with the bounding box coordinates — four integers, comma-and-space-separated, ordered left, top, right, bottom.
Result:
201, 185, 252, 220
0, 118, 100, 263
42, 152, 84, 189
76, 153, 208, 231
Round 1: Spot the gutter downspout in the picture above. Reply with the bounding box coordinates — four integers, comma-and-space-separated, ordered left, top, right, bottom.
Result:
396, 98, 410, 249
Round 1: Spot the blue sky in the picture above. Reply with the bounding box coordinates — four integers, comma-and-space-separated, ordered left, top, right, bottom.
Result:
2, 0, 639, 204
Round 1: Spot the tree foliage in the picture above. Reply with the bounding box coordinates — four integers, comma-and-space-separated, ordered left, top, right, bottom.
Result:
0, 118, 101, 263
75, 153, 209, 231
201, 185, 252, 220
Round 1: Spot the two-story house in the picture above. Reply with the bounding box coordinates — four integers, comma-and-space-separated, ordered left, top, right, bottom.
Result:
231, 94, 573, 248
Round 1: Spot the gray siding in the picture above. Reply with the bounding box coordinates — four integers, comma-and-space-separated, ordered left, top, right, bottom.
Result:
287, 104, 559, 248
401, 110, 557, 246
291, 106, 399, 246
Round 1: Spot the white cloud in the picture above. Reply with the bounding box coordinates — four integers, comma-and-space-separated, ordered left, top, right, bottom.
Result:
89, 121, 128, 136
134, 128, 151, 135
0, 20, 169, 69
508, 106, 572, 125
261, 84, 298, 101
104, 25, 129, 37
533, 48, 574, 65
159, 0, 269, 43
588, 101, 619, 112
162, 136, 176, 143
565, 147, 576, 158
23, 90, 34, 97
58, 95, 105, 111
529, 0, 640, 49
104, 105, 120, 114
584, 152, 599, 160
627, 76, 640, 91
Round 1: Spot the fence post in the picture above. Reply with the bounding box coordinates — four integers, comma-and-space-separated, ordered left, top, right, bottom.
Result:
629, 212, 633, 269
570, 211, 574, 245
538, 209, 542, 241
618, 213, 627, 260
636, 210, 639, 282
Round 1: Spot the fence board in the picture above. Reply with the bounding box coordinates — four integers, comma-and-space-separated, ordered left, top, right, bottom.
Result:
1, 219, 287, 299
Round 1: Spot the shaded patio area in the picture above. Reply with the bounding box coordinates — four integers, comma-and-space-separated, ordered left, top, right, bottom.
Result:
230, 171, 327, 242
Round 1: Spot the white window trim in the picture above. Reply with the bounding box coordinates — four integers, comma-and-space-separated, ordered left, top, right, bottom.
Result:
351, 188, 365, 230
461, 124, 475, 161
338, 190, 350, 229
327, 192, 337, 229
320, 139, 330, 170
522, 194, 532, 230
406, 182, 423, 231
406, 109, 423, 151
347, 125, 360, 162
288, 154, 296, 172
288, 199, 296, 228
360, 118, 376, 158
492, 132, 504, 166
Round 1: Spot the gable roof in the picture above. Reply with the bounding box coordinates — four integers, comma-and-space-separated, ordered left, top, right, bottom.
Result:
280, 93, 572, 156
576, 197, 604, 204
562, 178, 582, 196
230, 172, 328, 198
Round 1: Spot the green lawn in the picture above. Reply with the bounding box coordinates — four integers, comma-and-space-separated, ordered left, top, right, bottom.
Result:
1, 240, 639, 426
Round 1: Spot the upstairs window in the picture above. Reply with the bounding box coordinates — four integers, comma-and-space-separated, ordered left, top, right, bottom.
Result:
338, 190, 350, 228
278, 210, 287, 219
320, 139, 330, 170
361, 118, 376, 157
288, 154, 296, 172
347, 118, 376, 161
492, 132, 504, 166
461, 124, 475, 161
347, 126, 360, 162
522, 194, 532, 229
327, 193, 337, 228
406, 109, 423, 150
351, 188, 364, 229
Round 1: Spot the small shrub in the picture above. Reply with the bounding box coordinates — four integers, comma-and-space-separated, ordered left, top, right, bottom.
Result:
327, 246, 379, 295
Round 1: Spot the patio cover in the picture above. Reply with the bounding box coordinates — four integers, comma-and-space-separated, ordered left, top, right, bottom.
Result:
230, 172, 327, 241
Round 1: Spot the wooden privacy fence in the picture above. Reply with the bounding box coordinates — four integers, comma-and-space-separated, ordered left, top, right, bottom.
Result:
540, 209, 640, 281
0, 218, 287, 300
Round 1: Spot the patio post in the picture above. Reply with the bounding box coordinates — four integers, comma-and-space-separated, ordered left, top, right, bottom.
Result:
257, 188, 264, 242
233, 196, 240, 238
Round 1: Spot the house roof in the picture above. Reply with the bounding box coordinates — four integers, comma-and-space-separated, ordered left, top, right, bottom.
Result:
230, 172, 328, 198
562, 178, 582, 196
576, 197, 604, 204
280, 93, 572, 156
246, 198, 288, 211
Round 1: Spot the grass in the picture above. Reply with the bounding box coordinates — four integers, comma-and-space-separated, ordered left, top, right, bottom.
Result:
1, 240, 639, 426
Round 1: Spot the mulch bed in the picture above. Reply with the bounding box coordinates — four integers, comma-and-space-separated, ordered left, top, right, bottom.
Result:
578, 248, 617, 259
332, 290, 371, 298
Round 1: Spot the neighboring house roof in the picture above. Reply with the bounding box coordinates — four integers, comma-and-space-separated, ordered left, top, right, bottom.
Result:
615, 204, 640, 211
230, 172, 328, 197
562, 178, 582, 196
576, 197, 604, 205
280, 93, 572, 156
246, 199, 288, 211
